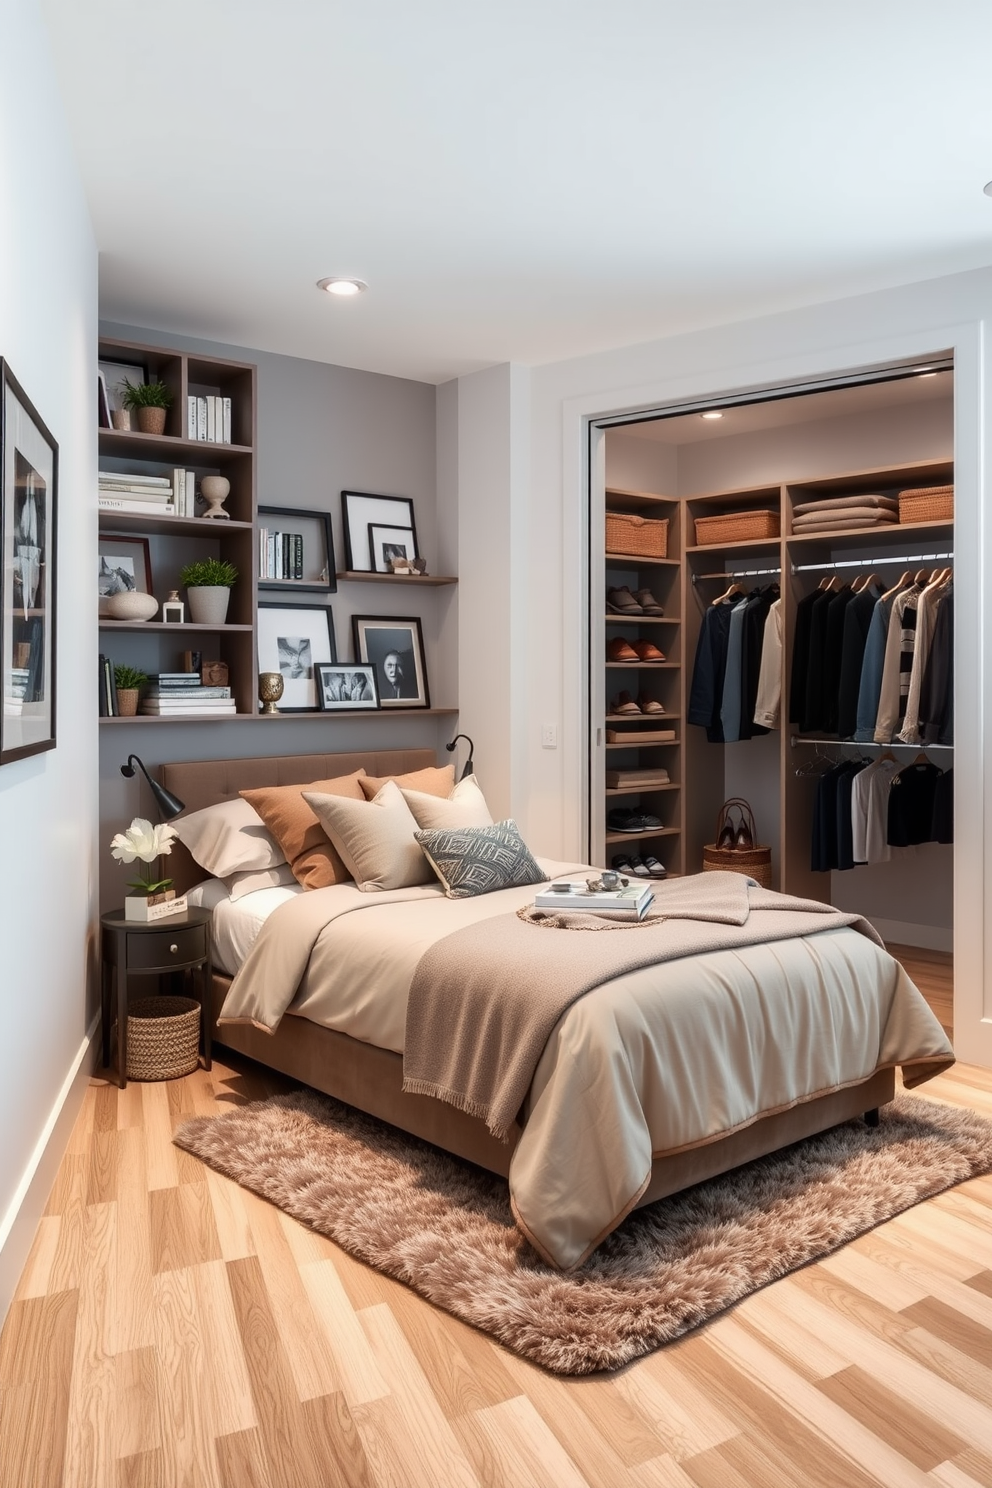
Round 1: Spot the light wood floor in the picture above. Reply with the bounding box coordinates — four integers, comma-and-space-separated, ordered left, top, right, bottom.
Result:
4, 949, 992, 1488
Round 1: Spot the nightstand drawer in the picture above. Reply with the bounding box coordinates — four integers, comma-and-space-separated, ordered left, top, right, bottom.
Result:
127, 924, 206, 970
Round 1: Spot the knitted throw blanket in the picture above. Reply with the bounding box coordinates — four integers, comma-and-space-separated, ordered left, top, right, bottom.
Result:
402, 872, 882, 1140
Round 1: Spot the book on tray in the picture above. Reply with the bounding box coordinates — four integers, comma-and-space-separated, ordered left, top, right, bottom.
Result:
533, 880, 654, 918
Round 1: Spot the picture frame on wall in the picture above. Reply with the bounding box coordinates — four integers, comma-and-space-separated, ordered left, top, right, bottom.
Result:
257, 505, 336, 593
368, 523, 417, 574
316, 662, 380, 711
351, 614, 430, 708
1, 360, 58, 766
341, 490, 418, 572
98, 358, 147, 416
257, 602, 336, 712
98, 534, 152, 617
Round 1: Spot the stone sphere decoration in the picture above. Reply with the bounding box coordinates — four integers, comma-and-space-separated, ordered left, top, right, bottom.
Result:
105, 591, 159, 621
199, 475, 231, 519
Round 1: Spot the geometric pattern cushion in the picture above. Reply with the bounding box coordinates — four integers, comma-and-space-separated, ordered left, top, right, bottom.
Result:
414, 820, 548, 899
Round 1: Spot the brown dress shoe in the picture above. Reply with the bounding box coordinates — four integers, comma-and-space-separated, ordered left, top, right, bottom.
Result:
607, 586, 643, 614
608, 637, 640, 662
631, 639, 666, 662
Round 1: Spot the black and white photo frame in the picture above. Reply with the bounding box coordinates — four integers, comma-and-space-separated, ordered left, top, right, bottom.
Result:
316, 662, 380, 711
368, 522, 417, 574
257, 602, 336, 712
351, 614, 430, 708
341, 490, 418, 572
1, 361, 58, 766
98, 533, 152, 616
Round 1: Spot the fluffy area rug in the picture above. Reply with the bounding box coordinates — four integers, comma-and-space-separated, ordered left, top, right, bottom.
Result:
174, 1090, 992, 1375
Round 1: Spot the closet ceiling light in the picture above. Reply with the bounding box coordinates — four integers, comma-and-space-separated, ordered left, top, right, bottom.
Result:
700, 411, 724, 420
317, 277, 368, 297
983, 181, 992, 196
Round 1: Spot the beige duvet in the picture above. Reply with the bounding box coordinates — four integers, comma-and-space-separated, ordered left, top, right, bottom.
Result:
218, 863, 953, 1268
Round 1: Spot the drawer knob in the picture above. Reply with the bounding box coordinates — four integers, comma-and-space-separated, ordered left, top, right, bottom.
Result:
170, 944, 178, 954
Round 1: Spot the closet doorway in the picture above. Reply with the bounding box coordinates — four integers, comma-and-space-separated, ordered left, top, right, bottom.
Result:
592, 363, 954, 1031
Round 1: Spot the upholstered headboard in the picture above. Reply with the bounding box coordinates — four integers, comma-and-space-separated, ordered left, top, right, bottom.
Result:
161, 748, 438, 893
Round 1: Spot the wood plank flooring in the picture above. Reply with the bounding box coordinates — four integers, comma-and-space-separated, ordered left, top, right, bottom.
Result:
4, 949, 992, 1487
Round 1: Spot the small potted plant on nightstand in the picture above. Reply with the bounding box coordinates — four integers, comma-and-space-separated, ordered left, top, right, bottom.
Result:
110, 817, 186, 921
113, 663, 147, 716
121, 377, 173, 436
180, 556, 238, 625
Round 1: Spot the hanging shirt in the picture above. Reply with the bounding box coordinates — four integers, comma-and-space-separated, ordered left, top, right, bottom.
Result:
803, 589, 840, 733
854, 592, 897, 742
887, 761, 942, 847
789, 590, 820, 725
753, 599, 783, 729
738, 587, 777, 739
821, 587, 857, 735
897, 579, 950, 744
874, 585, 921, 743
864, 758, 900, 863
932, 768, 953, 844
851, 757, 881, 864
718, 597, 750, 744
688, 601, 735, 742
836, 583, 883, 738
835, 758, 871, 870
919, 590, 953, 746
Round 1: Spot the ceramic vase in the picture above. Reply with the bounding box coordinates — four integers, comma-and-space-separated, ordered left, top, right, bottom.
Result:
136, 406, 167, 435
258, 671, 284, 714
199, 475, 231, 519
186, 586, 231, 625
116, 688, 139, 716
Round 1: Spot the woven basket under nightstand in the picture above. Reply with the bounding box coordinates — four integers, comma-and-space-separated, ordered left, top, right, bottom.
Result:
125, 996, 201, 1081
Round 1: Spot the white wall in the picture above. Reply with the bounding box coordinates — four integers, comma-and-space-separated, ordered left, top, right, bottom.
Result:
0, 0, 98, 1319
443, 267, 992, 1066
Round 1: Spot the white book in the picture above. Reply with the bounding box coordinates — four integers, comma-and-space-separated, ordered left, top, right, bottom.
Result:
206, 396, 216, 442
196, 397, 207, 441
187, 470, 196, 517
222, 396, 232, 444
99, 497, 177, 515
99, 485, 173, 501
533, 881, 654, 917
187, 395, 197, 439
99, 471, 172, 487
172, 468, 182, 509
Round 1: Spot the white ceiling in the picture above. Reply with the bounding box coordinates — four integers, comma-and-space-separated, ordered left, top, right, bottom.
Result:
41, 1, 992, 385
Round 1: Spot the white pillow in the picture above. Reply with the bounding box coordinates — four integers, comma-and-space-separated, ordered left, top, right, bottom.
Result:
173, 796, 286, 878
225, 862, 299, 900
302, 779, 434, 892
401, 773, 494, 831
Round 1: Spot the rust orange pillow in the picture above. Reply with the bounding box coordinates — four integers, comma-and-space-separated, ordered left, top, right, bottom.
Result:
359, 763, 454, 800
240, 771, 367, 888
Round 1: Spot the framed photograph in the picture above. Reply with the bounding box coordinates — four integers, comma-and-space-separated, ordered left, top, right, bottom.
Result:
316, 662, 380, 711
368, 523, 416, 574
1, 361, 58, 766
98, 534, 152, 617
257, 602, 336, 712
351, 614, 430, 708
98, 358, 146, 416
257, 505, 336, 593
341, 490, 418, 572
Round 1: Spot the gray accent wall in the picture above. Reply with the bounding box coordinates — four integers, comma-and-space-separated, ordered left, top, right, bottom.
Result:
98, 323, 445, 909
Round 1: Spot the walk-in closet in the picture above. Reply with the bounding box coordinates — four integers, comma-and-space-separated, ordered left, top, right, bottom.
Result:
592, 362, 954, 965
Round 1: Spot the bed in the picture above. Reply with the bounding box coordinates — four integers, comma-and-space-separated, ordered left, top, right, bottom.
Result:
162, 748, 954, 1270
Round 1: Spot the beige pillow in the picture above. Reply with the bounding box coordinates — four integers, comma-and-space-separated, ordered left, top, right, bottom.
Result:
303, 780, 433, 892
240, 771, 368, 889
174, 796, 285, 877
359, 763, 454, 800
225, 863, 299, 901
401, 774, 494, 831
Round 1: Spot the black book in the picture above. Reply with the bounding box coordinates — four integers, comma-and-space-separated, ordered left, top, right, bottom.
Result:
98, 653, 108, 717
294, 532, 303, 581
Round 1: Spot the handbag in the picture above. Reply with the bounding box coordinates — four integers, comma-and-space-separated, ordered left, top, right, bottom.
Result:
702, 798, 772, 887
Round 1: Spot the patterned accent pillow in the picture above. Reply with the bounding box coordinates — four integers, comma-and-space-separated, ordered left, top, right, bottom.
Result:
415, 820, 548, 899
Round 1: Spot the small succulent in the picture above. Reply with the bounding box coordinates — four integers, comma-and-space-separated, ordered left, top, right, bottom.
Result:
113, 663, 148, 690
180, 557, 238, 588
120, 378, 173, 410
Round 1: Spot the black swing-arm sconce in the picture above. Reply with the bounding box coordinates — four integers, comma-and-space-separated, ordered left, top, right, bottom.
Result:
120, 755, 186, 820
445, 733, 475, 781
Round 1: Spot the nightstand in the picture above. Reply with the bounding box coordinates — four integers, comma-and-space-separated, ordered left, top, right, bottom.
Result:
100, 907, 213, 1089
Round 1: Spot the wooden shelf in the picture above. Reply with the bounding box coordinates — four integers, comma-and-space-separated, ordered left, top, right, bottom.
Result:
605, 661, 678, 669
605, 487, 675, 511
605, 554, 680, 568
98, 429, 252, 460
606, 740, 678, 749
100, 706, 459, 724
604, 615, 678, 624
606, 785, 680, 795
786, 518, 953, 548
336, 571, 458, 586
605, 826, 680, 845
605, 712, 678, 722
686, 536, 782, 555
98, 621, 253, 633
98, 511, 252, 537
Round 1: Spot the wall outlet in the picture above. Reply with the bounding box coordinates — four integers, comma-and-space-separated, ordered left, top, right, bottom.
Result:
542, 724, 558, 749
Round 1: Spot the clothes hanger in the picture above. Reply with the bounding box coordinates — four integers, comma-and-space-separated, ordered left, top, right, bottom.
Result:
712, 581, 744, 606
880, 569, 912, 602
855, 572, 880, 594
913, 568, 929, 584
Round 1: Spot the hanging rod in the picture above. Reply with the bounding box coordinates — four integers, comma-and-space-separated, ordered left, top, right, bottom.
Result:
791, 551, 953, 575
789, 735, 953, 751
692, 565, 782, 583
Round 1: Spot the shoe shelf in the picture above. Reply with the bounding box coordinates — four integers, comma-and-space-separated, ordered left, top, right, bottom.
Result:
604, 714, 677, 722
606, 785, 680, 796
606, 554, 680, 568
605, 661, 679, 669
605, 826, 680, 845
604, 615, 678, 623
606, 742, 678, 751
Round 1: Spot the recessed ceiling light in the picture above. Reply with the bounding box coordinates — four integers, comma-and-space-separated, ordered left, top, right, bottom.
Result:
700, 410, 723, 420
984, 181, 992, 196
317, 277, 368, 297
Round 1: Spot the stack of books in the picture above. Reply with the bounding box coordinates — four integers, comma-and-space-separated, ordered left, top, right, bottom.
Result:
186, 395, 232, 444
99, 469, 197, 518
533, 880, 654, 918
606, 768, 671, 790
258, 527, 304, 581
139, 673, 236, 717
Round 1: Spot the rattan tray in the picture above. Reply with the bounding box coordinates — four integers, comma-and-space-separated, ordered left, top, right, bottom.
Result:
898, 484, 953, 524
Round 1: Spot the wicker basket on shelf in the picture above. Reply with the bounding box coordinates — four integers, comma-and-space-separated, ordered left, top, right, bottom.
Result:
605, 511, 669, 558
898, 484, 953, 524
693, 510, 780, 546
702, 799, 772, 888
124, 996, 201, 1081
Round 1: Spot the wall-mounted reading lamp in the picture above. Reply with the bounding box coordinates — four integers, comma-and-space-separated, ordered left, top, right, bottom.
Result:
445, 733, 475, 781
120, 755, 186, 819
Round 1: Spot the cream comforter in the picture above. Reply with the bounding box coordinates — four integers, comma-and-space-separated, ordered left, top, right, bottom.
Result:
217, 864, 953, 1268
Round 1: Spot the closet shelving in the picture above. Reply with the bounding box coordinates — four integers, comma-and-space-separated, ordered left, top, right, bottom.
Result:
601, 488, 683, 873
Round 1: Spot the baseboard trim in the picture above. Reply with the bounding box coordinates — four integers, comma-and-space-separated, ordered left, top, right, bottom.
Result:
0, 1011, 100, 1327
876, 918, 953, 954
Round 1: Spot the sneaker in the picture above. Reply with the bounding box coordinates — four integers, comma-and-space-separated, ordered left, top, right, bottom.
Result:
609, 690, 641, 715
607, 586, 643, 615
633, 588, 664, 616
636, 693, 665, 714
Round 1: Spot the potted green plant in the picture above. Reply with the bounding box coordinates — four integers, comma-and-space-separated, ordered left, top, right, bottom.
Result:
180, 556, 238, 625
113, 663, 147, 716
110, 817, 182, 920
121, 377, 173, 436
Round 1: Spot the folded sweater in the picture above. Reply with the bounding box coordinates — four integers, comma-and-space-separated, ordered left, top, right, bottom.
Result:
792, 494, 899, 517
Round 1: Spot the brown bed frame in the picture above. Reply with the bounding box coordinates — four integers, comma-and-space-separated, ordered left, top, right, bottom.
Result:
162, 749, 895, 1201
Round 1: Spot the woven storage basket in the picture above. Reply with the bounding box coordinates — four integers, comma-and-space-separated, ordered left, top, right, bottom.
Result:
693, 509, 780, 546
125, 996, 200, 1081
898, 484, 953, 524
605, 511, 669, 558
702, 799, 772, 888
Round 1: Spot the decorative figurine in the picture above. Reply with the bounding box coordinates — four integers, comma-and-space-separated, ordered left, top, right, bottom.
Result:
199, 474, 231, 519
162, 590, 184, 624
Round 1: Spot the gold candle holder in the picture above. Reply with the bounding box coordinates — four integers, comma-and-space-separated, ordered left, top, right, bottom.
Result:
258, 671, 284, 715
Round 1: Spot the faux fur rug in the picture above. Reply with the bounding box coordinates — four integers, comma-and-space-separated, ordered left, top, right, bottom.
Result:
174, 1090, 992, 1375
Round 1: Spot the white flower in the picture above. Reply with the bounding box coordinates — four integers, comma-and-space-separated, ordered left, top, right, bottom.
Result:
110, 817, 178, 865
